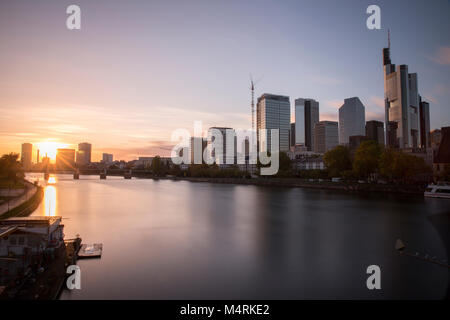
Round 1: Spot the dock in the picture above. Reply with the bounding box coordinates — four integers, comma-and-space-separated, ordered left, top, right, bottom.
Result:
78, 243, 103, 259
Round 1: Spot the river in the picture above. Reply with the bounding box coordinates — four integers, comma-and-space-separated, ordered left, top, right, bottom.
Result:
26, 173, 449, 299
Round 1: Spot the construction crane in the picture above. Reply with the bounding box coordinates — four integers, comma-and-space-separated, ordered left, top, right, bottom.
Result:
249, 74, 263, 132
388, 28, 390, 49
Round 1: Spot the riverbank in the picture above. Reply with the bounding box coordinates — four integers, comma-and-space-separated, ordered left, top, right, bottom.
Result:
153, 176, 426, 195
0, 180, 43, 219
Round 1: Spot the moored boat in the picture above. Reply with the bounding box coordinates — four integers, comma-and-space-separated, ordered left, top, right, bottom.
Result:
78, 243, 103, 258
424, 183, 450, 199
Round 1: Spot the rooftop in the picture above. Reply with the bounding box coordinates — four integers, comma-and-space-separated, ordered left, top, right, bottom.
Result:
258, 93, 290, 103
0, 216, 62, 227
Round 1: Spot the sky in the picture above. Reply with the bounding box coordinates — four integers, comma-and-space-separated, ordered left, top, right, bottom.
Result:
0, 0, 449, 161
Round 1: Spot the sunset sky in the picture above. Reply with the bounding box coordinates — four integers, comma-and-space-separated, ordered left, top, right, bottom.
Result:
1, 0, 449, 161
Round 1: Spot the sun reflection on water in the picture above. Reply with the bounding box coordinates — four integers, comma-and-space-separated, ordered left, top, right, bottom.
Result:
44, 185, 57, 216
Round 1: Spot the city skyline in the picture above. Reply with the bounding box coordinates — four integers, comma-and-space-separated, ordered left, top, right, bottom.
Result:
1, 0, 449, 161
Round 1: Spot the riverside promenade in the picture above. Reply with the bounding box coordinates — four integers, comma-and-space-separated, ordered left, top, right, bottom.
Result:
0, 181, 40, 217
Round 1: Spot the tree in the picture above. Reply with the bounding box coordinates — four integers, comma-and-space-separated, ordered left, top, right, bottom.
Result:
323, 145, 352, 177
169, 164, 182, 177
353, 140, 382, 179
379, 148, 396, 181
0, 153, 24, 182
276, 152, 292, 177
379, 148, 431, 183
150, 156, 166, 176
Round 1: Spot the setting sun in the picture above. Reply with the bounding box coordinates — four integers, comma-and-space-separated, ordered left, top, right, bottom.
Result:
36, 141, 70, 160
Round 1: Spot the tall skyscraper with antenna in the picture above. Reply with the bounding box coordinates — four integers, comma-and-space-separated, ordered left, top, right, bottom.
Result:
383, 30, 422, 149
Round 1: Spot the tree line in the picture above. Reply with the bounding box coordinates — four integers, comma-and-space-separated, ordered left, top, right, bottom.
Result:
323, 141, 431, 183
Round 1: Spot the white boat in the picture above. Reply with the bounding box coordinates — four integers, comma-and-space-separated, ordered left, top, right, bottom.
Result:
424, 183, 450, 199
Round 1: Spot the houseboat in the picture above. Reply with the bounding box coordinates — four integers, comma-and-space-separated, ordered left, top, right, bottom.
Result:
0, 216, 66, 299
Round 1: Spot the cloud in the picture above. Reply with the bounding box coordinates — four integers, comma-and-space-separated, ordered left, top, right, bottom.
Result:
320, 112, 338, 121
422, 84, 450, 105
320, 99, 341, 121
0, 102, 252, 160
365, 111, 384, 122
429, 46, 450, 65
323, 99, 343, 109
102, 142, 176, 159
368, 96, 384, 109
364, 96, 385, 121
423, 95, 438, 104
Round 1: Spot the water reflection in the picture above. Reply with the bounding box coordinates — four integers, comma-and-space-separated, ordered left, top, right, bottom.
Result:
44, 185, 56, 216
24, 174, 448, 299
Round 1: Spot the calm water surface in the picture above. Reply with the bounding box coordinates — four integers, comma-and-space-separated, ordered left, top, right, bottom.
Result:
27, 174, 449, 299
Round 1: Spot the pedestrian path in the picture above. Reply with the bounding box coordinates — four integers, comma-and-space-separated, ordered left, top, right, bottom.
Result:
0, 183, 37, 216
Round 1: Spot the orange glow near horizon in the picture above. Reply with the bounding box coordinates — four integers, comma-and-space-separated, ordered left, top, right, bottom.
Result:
36, 141, 70, 160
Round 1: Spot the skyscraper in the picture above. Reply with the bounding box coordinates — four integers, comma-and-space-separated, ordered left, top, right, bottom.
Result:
419, 96, 431, 149
383, 43, 421, 149
76, 142, 92, 166
430, 129, 442, 150
314, 121, 339, 154
56, 149, 75, 170
366, 120, 385, 145
290, 123, 296, 148
294, 98, 319, 151
387, 121, 399, 148
21, 143, 32, 169
338, 97, 365, 145
257, 94, 290, 153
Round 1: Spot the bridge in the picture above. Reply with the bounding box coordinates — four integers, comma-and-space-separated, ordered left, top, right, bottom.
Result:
26, 169, 154, 179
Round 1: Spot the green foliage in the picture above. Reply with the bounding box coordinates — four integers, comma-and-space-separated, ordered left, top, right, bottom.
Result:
276, 152, 293, 177
323, 146, 352, 177
353, 140, 382, 179
379, 148, 397, 180
0, 153, 24, 183
379, 148, 431, 182
187, 164, 246, 178
322, 144, 431, 183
